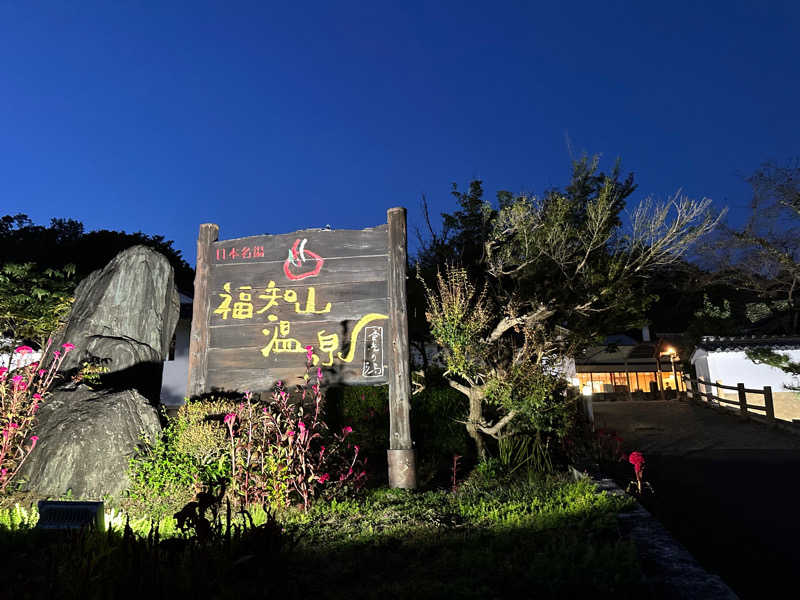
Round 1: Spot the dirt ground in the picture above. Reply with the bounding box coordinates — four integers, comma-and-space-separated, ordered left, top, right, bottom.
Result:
594, 399, 800, 599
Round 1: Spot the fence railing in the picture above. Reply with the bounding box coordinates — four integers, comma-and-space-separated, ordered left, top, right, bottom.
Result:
682, 374, 776, 424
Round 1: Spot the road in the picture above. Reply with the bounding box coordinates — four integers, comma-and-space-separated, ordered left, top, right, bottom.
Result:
593, 400, 800, 599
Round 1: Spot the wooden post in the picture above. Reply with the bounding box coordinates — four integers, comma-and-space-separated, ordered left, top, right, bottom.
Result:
763, 386, 776, 423
690, 377, 700, 405
737, 383, 748, 418
386, 207, 416, 489
187, 223, 219, 399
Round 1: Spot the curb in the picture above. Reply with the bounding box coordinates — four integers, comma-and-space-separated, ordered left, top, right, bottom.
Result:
569, 466, 739, 599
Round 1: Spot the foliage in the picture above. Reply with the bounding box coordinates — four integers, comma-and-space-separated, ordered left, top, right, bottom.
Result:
1, 500, 288, 599
422, 265, 491, 382
0, 262, 74, 349
0, 342, 72, 493
1, 473, 642, 599
340, 383, 471, 485
226, 358, 366, 511
0, 213, 195, 293
171, 397, 236, 483
420, 156, 721, 455
746, 347, 800, 391
124, 426, 201, 521
125, 397, 239, 520
699, 161, 800, 333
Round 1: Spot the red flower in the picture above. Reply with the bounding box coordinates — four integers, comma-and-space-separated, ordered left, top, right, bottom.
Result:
628, 451, 645, 477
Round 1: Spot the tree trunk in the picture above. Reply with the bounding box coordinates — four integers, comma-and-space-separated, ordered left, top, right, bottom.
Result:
467, 388, 487, 460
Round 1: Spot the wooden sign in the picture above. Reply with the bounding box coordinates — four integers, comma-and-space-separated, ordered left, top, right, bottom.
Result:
188, 208, 415, 488
189, 225, 391, 392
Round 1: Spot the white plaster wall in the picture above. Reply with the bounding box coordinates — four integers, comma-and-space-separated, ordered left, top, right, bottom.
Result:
160, 318, 191, 406
705, 349, 800, 392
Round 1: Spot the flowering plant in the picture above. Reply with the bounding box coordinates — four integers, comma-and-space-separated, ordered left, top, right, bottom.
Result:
626, 451, 653, 496
226, 351, 366, 511
0, 341, 73, 492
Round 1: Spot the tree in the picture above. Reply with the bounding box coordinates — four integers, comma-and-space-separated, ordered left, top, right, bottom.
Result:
0, 214, 195, 350
0, 214, 195, 293
420, 157, 721, 456
0, 262, 74, 353
700, 161, 800, 333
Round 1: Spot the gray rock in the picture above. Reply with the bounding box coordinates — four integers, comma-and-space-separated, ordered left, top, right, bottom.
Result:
57, 245, 179, 377
20, 245, 180, 499
19, 386, 161, 500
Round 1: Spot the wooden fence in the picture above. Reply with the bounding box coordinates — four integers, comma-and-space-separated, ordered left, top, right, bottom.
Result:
682, 374, 776, 424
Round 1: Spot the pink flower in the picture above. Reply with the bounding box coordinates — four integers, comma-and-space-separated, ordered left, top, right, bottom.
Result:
1, 429, 8, 440
38, 369, 46, 377
317, 367, 322, 380
29, 435, 38, 449
354, 445, 360, 454
0, 367, 7, 376
298, 421, 306, 434
33, 393, 42, 400
628, 451, 645, 477
12, 375, 23, 384
1, 468, 6, 478
53, 350, 61, 358
342, 426, 353, 436
9, 423, 19, 429
305, 345, 313, 361
62, 343, 75, 352
16, 381, 28, 391
14, 345, 34, 355
286, 430, 295, 437
223, 413, 236, 425
318, 473, 330, 484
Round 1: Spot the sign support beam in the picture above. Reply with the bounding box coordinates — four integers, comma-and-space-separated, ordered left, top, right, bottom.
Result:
188, 222, 219, 398
386, 207, 417, 489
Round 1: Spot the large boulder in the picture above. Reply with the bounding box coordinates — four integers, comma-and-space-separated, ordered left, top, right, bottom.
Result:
19, 387, 160, 499
20, 245, 180, 499
57, 244, 179, 378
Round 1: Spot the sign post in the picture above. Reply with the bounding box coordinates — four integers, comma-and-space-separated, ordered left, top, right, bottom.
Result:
187, 210, 416, 488
386, 207, 416, 488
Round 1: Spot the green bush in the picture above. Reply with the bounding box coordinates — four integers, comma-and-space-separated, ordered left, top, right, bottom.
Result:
124, 398, 235, 520
340, 384, 471, 486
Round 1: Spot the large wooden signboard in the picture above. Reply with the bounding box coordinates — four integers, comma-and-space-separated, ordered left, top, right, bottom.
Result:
189, 225, 396, 392
188, 208, 415, 488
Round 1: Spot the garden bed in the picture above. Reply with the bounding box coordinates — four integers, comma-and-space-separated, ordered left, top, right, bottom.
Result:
2, 474, 644, 599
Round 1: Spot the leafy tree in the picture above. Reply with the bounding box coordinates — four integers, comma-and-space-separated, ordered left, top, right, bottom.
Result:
419, 157, 721, 456
745, 347, 800, 392
0, 214, 194, 351
700, 161, 800, 333
0, 214, 194, 293
0, 262, 74, 352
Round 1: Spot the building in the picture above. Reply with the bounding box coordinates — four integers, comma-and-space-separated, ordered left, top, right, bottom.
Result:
159, 292, 193, 407
573, 329, 685, 400
690, 336, 800, 419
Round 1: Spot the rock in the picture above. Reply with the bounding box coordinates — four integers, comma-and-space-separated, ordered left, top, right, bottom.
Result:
19, 386, 161, 499
57, 245, 179, 378
20, 245, 180, 499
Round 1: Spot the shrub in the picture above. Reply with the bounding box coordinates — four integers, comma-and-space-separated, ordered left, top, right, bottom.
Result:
340, 383, 471, 486
226, 353, 366, 511
0, 341, 71, 493
125, 397, 238, 519
124, 425, 200, 521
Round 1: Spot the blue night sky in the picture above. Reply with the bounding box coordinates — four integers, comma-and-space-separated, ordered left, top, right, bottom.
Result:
2, 1, 798, 265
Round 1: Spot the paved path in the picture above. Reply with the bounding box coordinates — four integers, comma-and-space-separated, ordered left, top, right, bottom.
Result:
593, 399, 800, 599
593, 399, 800, 455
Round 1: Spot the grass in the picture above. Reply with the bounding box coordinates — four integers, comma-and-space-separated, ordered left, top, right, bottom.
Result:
1, 473, 643, 599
